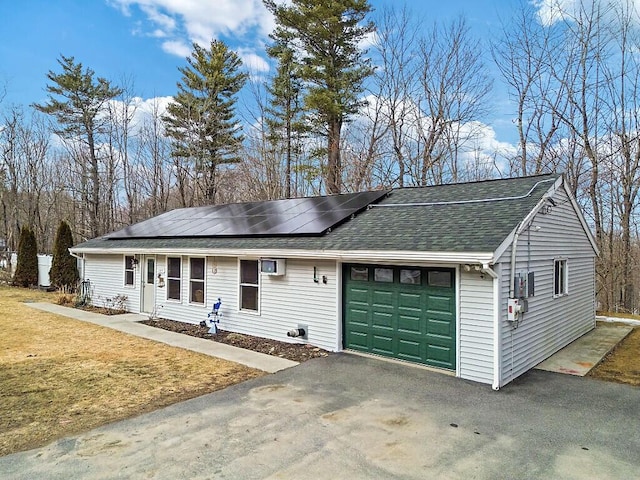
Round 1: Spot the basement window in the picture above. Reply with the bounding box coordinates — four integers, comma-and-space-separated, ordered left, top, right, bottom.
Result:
554, 259, 568, 297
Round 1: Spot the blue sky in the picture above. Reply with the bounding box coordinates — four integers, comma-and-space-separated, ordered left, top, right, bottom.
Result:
0, 0, 546, 146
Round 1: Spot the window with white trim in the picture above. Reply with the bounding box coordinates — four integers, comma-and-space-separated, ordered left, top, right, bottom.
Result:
240, 259, 259, 312
167, 257, 182, 301
189, 257, 205, 304
124, 256, 135, 286
553, 259, 568, 296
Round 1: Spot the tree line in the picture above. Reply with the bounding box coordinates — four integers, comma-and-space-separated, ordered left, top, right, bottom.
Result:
1, 0, 640, 312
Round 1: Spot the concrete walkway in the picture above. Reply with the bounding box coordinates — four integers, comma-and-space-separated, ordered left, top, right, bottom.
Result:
535, 323, 633, 376
26, 303, 298, 373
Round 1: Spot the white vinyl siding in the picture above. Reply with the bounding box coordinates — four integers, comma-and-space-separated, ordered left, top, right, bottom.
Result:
84, 254, 139, 312
458, 270, 494, 384
153, 257, 339, 351
497, 187, 596, 386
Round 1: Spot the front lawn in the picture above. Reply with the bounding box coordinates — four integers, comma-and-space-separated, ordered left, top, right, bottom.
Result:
0, 285, 263, 456
588, 326, 640, 386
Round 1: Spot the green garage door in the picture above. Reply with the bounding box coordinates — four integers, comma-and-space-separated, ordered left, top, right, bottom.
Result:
344, 264, 456, 370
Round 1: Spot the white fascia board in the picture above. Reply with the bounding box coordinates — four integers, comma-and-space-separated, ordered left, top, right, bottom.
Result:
562, 182, 600, 256
71, 246, 494, 265
492, 175, 564, 262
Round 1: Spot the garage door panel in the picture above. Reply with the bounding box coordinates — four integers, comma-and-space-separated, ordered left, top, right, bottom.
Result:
372, 334, 393, 355
372, 311, 394, 329
397, 315, 421, 334
398, 291, 422, 308
427, 318, 455, 337
347, 330, 369, 349
372, 289, 394, 305
397, 338, 422, 362
427, 344, 454, 367
426, 294, 454, 314
346, 309, 369, 325
344, 265, 456, 370
349, 287, 371, 304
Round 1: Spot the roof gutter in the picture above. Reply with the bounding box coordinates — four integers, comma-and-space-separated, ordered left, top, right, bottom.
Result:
69, 247, 494, 265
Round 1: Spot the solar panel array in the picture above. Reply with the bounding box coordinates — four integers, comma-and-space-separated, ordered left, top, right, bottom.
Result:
106, 190, 388, 239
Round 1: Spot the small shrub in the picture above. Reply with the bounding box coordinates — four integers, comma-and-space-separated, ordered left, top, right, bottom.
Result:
55, 292, 75, 306
101, 294, 128, 314
0, 269, 12, 285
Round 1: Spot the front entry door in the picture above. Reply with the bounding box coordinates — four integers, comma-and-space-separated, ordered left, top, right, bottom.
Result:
142, 257, 156, 313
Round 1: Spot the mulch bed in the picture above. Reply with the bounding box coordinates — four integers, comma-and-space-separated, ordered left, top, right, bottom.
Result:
139, 318, 329, 363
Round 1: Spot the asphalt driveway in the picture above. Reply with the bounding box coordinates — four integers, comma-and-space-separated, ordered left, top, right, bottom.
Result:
2, 354, 639, 479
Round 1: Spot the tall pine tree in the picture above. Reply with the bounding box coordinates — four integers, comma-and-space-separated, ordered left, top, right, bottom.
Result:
265, 43, 307, 198
163, 40, 247, 203
49, 220, 79, 289
265, 0, 375, 194
33, 56, 122, 238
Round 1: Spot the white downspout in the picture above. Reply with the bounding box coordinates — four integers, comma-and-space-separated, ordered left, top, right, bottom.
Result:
69, 250, 85, 281
482, 263, 501, 391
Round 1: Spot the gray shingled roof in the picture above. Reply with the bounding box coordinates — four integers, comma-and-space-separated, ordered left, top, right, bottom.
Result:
73, 174, 560, 254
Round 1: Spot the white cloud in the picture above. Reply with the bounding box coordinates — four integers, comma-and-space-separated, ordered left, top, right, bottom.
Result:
129, 95, 173, 120
139, 3, 177, 32
110, 0, 275, 55
150, 28, 168, 38
161, 40, 191, 58
533, 0, 640, 26
359, 30, 378, 50
532, 0, 578, 26
237, 48, 270, 74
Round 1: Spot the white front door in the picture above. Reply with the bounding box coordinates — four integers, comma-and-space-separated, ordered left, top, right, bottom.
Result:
142, 256, 156, 313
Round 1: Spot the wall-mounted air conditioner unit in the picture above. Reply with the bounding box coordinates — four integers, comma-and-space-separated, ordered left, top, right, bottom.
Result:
261, 258, 286, 276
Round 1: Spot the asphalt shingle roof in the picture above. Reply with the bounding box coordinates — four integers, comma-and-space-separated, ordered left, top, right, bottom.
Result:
74, 174, 560, 255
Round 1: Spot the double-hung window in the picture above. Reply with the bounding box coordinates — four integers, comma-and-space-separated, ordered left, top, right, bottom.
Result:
124, 256, 135, 286
553, 259, 568, 297
189, 257, 205, 304
240, 260, 259, 312
167, 257, 182, 301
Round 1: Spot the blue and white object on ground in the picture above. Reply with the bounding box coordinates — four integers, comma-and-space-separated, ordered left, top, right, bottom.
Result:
202, 298, 222, 334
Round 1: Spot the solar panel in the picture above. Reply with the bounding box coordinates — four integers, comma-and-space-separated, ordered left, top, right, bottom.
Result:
106, 190, 388, 239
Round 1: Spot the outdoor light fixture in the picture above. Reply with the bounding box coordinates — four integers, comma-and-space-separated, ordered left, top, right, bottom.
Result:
157, 273, 165, 288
